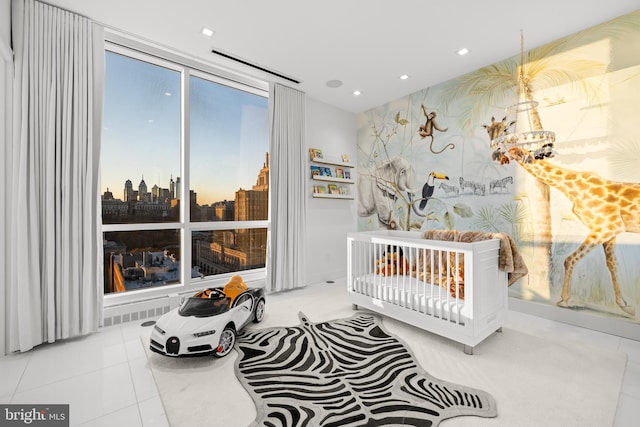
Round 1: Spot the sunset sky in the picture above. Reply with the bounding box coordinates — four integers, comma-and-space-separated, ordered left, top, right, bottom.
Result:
101, 51, 269, 205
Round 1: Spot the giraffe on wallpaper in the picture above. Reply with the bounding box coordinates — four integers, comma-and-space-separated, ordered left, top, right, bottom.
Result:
507, 146, 640, 316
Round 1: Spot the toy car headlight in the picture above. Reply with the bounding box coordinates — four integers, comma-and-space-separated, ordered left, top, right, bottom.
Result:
154, 325, 165, 335
193, 329, 216, 338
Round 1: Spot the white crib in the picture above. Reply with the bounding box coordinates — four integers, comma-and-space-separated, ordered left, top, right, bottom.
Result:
347, 230, 508, 354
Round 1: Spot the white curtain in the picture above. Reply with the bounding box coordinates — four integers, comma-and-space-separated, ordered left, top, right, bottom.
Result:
7, 0, 105, 353
1, 0, 12, 356
266, 83, 307, 292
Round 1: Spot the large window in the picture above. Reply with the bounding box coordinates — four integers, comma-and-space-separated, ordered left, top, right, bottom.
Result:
101, 44, 269, 297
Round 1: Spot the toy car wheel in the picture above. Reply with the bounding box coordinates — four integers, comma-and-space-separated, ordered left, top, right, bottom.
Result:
253, 299, 265, 323
214, 326, 236, 358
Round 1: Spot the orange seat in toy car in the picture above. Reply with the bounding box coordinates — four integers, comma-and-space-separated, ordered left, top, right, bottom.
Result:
222, 275, 248, 305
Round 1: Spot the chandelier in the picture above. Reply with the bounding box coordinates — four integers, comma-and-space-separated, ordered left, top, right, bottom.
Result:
491, 31, 556, 159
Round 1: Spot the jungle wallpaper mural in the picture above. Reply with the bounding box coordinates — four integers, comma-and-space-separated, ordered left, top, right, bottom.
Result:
356, 11, 640, 324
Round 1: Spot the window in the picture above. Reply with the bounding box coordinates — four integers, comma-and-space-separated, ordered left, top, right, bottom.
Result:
101, 43, 269, 298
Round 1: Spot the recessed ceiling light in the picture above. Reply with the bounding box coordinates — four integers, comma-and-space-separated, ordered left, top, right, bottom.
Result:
457, 48, 469, 56
399, 74, 409, 80
326, 79, 343, 88
201, 27, 215, 37
353, 90, 361, 96
164, 92, 172, 96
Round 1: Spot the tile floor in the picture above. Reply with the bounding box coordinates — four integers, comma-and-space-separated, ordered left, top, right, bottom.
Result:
1, 280, 639, 426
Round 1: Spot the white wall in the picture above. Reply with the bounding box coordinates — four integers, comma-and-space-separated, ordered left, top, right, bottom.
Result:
304, 97, 357, 285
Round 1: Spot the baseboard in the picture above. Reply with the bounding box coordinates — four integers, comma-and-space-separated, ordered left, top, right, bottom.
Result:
509, 297, 640, 341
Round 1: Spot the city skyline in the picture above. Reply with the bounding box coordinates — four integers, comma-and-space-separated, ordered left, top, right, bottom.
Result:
102, 166, 267, 207
101, 153, 269, 206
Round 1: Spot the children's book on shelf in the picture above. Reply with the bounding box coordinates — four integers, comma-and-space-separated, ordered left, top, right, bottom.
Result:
335, 167, 344, 178
343, 170, 351, 180
320, 167, 332, 177
310, 165, 322, 177
309, 148, 323, 160
328, 184, 339, 194
341, 154, 350, 163
314, 185, 328, 194
339, 186, 350, 195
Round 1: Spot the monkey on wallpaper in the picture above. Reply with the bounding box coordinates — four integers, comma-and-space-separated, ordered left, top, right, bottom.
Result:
418, 104, 455, 154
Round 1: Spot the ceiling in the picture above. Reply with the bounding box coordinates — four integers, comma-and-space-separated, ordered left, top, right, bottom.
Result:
43, 0, 640, 113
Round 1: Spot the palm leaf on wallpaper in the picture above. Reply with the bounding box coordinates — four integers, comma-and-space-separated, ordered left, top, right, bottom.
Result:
435, 10, 640, 133
610, 138, 640, 181
472, 206, 502, 234
472, 202, 530, 246
497, 201, 530, 245
439, 49, 606, 132
562, 10, 640, 48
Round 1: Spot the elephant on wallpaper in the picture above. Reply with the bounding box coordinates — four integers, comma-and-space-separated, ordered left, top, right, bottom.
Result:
358, 156, 417, 229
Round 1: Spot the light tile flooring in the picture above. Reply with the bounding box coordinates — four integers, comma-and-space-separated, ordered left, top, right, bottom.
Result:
1, 281, 640, 426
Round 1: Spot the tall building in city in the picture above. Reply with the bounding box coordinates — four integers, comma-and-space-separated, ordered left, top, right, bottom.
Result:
138, 176, 150, 202
124, 179, 134, 202
253, 153, 269, 191
102, 188, 114, 201
151, 184, 159, 202
235, 189, 268, 221
235, 152, 269, 221
232, 152, 269, 266
214, 201, 234, 220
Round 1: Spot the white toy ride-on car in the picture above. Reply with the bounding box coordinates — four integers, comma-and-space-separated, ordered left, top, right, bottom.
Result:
149, 275, 265, 358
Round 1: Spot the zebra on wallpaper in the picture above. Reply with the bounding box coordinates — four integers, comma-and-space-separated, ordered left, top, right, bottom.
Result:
490, 176, 513, 193
459, 177, 486, 196
235, 313, 497, 426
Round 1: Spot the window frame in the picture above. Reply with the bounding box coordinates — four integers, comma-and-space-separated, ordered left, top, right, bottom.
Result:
102, 34, 270, 307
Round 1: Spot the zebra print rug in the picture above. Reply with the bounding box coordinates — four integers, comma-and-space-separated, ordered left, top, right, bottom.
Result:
235, 312, 497, 426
